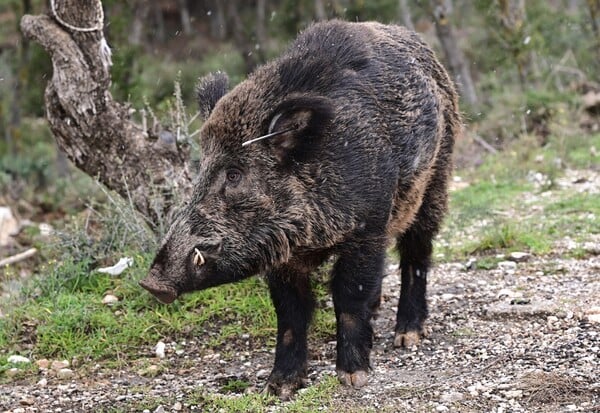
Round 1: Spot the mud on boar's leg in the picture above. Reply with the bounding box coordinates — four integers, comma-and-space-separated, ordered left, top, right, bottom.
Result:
263, 269, 314, 400
331, 242, 386, 388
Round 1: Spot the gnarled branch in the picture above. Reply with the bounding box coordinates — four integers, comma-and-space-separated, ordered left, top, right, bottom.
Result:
20, 1, 193, 227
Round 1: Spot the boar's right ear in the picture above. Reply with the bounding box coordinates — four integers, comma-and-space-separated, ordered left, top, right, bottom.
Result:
261, 96, 335, 165
196, 72, 229, 121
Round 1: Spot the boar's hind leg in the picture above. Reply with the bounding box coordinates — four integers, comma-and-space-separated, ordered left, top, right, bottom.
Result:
263, 270, 314, 400
394, 229, 432, 348
331, 243, 386, 389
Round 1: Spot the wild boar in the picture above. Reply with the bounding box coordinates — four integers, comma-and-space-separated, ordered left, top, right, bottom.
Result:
140, 19, 460, 399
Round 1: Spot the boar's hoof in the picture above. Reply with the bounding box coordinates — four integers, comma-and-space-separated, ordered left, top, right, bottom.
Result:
262, 375, 308, 401
393, 330, 421, 348
336, 369, 368, 389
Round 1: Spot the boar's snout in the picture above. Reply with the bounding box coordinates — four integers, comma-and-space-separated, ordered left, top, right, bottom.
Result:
139, 275, 178, 304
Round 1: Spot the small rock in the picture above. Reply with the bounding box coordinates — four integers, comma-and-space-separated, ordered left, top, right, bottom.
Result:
140, 365, 160, 377
155, 341, 166, 358
504, 390, 523, 399
440, 293, 456, 301
19, 397, 35, 406
57, 368, 74, 379
51, 360, 70, 371
154, 406, 165, 413
256, 368, 270, 379
436, 405, 449, 412
498, 261, 517, 270
547, 315, 559, 327
37, 378, 48, 387
8, 355, 31, 364
172, 401, 183, 411
102, 294, 119, 305
509, 252, 531, 262
6, 368, 21, 377
440, 391, 464, 403
588, 314, 600, 324
497, 289, 523, 299
36, 359, 50, 369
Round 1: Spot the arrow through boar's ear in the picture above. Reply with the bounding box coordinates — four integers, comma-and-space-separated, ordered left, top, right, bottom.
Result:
196, 71, 229, 121
260, 96, 335, 165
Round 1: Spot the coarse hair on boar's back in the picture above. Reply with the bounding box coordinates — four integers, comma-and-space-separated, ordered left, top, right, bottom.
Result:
140, 20, 460, 399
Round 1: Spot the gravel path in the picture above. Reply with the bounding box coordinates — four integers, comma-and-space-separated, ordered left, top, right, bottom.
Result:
2, 253, 599, 412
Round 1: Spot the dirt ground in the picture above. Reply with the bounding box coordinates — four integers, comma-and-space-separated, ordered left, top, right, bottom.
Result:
2, 251, 599, 412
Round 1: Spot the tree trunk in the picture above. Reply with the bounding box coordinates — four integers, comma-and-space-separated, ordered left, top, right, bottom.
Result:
398, 0, 415, 30
152, 0, 166, 43
20, 1, 193, 227
178, 0, 192, 35
209, 0, 227, 40
256, 0, 268, 50
498, 0, 529, 87
431, 0, 478, 106
129, 0, 151, 46
588, 0, 600, 65
315, 0, 327, 21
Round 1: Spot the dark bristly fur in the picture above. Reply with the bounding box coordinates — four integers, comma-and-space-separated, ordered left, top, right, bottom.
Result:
140, 20, 460, 399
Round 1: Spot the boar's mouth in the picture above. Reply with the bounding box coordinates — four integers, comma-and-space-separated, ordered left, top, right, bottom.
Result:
139, 277, 178, 304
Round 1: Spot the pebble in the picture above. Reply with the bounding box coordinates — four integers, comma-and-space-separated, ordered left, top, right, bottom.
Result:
154, 406, 165, 413
19, 397, 35, 406
6, 368, 21, 377
156, 341, 166, 358
498, 261, 517, 270
51, 360, 70, 371
436, 405, 449, 412
8, 355, 31, 364
37, 378, 48, 387
102, 294, 119, 305
509, 252, 531, 262
36, 359, 50, 369
503, 390, 523, 399
57, 368, 74, 379
440, 391, 464, 402
172, 401, 183, 411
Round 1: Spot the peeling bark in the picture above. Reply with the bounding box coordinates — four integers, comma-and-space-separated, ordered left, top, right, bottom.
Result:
20, 3, 193, 228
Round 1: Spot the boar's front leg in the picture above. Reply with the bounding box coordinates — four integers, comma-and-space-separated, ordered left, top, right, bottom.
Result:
263, 269, 314, 400
331, 242, 385, 389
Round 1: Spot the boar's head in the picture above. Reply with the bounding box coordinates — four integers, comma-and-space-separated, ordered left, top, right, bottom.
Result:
140, 71, 335, 303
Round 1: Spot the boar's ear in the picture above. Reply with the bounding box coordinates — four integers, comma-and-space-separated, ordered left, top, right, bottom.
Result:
196, 71, 229, 121
264, 96, 334, 164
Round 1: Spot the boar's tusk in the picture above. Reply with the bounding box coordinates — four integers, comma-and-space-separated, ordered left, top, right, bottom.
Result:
193, 248, 205, 266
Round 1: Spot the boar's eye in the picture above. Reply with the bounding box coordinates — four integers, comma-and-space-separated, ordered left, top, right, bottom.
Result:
225, 168, 242, 186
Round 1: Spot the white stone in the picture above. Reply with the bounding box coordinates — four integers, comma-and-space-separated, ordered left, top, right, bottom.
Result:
8, 355, 31, 364
57, 368, 74, 379
0, 206, 19, 246
155, 341, 166, 358
509, 252, 531, 262
102, 294, 119, 305
498, 261, 517, 270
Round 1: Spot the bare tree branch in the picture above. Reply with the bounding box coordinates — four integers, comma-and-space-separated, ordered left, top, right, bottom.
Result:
20, 3, 193, 227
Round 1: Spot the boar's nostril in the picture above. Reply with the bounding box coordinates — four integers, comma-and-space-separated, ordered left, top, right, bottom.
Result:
139, 278, 178, 304
193, 248, 205, 267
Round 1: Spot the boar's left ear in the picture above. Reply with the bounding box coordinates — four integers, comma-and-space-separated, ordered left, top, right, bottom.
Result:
196, 71, 229, 121
256, 96, 335, 164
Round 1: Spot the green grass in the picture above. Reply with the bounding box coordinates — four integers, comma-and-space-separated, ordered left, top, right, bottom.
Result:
438, 132, 600, 262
